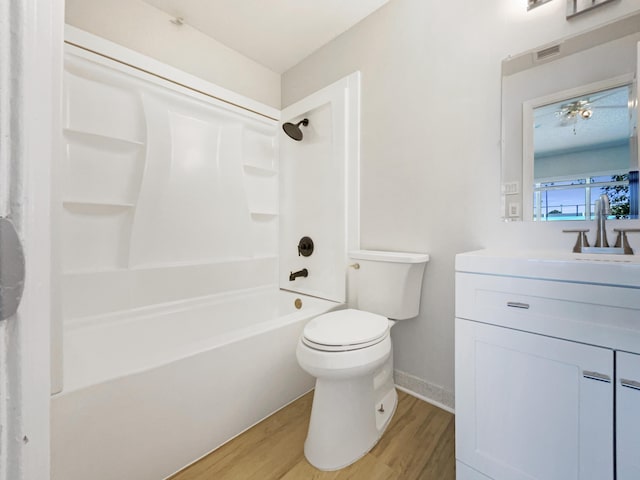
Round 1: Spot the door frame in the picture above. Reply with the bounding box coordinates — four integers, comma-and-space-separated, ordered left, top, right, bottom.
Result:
0, 0, 63, 479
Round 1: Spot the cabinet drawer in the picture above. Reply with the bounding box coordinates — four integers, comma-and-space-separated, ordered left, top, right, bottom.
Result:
455, 272, 640, 353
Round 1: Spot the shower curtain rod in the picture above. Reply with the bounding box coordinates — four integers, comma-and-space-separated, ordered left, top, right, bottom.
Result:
64, 40, 279, 122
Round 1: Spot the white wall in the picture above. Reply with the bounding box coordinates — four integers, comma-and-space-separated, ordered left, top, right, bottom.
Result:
65, 0, 281, 108
282, 0, 640, 404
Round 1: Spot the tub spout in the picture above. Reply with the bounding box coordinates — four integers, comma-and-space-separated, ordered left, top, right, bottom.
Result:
289, 268, 308, 281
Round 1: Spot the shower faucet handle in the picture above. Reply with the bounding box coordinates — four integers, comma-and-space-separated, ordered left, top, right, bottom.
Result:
297, 236, 314, 257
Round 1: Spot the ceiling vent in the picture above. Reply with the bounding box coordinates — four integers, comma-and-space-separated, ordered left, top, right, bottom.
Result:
535, 44, 561, 62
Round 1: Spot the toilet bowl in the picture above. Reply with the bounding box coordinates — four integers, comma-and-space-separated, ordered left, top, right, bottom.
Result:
296, 250, 428, 471
297, 309, 396, 470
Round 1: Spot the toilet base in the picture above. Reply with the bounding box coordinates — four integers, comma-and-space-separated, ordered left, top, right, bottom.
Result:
303, 356, 397, 471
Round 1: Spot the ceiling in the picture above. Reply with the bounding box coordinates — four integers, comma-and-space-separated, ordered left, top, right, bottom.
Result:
143, 0, 390, 73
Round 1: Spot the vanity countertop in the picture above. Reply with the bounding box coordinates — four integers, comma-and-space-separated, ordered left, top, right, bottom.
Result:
456, 249, 640, 289
456, 249, 640, 354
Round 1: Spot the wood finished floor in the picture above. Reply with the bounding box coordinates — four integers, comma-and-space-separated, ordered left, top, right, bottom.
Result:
169, 390, 455, 480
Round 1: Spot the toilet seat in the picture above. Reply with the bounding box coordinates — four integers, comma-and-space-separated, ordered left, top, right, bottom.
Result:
302, 309, 389, 352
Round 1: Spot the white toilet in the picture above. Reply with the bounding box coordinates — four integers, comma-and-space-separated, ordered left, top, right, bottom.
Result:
296, 249, 429, 471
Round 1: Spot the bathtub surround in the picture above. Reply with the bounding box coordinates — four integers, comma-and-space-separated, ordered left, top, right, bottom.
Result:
279, 73, 360, 303
59, 28, 280, 318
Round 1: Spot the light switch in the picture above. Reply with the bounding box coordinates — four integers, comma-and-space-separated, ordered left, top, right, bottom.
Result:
503, 181, 520, 195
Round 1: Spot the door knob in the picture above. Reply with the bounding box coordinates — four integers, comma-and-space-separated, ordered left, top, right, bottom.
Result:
0, 217, 25, 321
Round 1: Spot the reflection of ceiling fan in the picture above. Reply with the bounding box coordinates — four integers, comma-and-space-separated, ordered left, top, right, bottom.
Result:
554, 89, 625, 126
534, 84, 631, 153
555, 99, 592, 123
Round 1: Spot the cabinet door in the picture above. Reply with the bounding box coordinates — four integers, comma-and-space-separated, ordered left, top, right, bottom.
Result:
617, 351, 640, 480
456, 318, 614, 480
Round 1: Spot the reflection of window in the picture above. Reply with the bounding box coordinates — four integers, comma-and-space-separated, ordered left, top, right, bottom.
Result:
533, 172, 629, 221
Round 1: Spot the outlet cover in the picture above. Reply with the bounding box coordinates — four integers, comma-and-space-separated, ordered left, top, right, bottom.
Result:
508, 202, 520, 217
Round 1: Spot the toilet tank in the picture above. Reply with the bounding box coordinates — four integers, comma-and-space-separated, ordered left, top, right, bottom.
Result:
349, 250, 429, 320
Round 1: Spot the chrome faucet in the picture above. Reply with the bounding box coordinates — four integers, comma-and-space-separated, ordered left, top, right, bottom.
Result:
289, 268, 308, 281
594, 193, 610, 248
564, 194, 640, 254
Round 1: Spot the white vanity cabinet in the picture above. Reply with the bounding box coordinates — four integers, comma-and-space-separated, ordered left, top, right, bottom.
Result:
456, 319, 613, 480
455, 250, 640, 480
617, 351, 640, 480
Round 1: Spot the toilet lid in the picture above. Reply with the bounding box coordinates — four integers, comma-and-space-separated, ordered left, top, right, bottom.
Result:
302, 309, 389, 351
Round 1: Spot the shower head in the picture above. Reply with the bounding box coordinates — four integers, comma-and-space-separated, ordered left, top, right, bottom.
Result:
282, 118, 309, 141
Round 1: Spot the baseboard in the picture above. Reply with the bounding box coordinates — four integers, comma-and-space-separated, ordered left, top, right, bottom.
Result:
394, 369, 455, 414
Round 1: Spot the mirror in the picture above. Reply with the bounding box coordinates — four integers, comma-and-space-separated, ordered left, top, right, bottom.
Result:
501, 12, 640, 221
525, 79, 637, 221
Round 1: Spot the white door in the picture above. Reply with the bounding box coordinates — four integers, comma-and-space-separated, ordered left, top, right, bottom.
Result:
456, 318, 614, 480
0, 1, 61, 479
617, 351, 640, 480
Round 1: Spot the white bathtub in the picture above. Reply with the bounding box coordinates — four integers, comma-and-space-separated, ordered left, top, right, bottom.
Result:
51, 287, 341, 480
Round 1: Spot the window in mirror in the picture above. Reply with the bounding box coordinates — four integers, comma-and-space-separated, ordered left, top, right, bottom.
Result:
529, 82, 638, 221
533, 173, 629, 221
